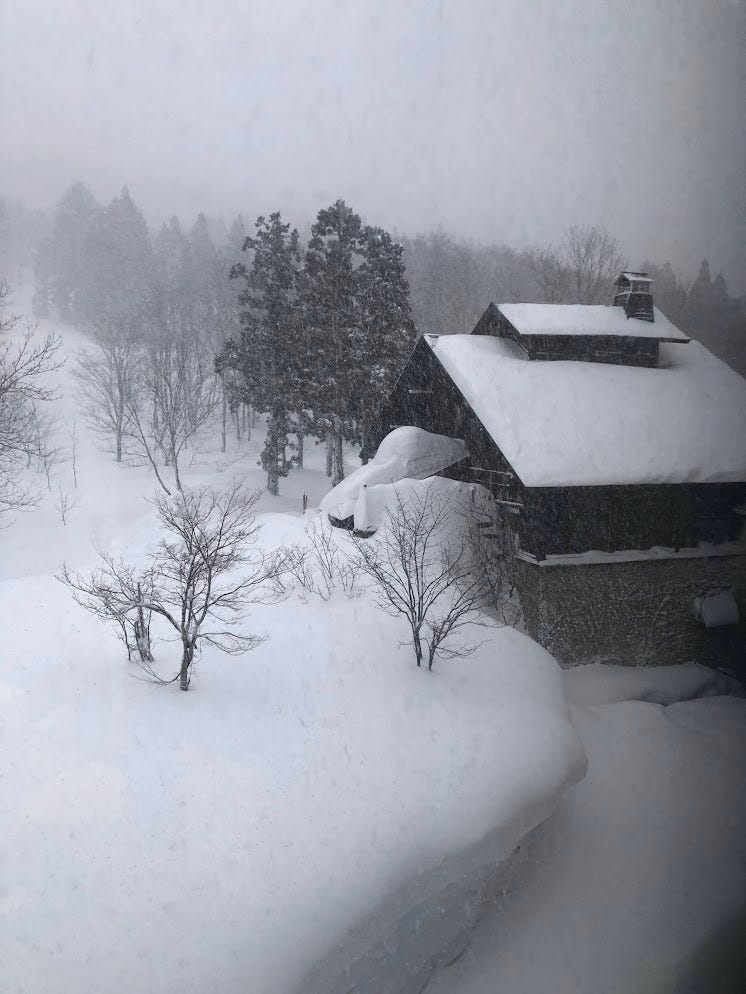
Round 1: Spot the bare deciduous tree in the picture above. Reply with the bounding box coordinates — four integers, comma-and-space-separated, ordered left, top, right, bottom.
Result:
60, 552, 155, 665
60, 482, 289, 690
463, 492, 522, 627
30, 407, 63, 491
67, 416, 79, 488
350, 483, 493, 670
125, 333, 218, 493
530, 225, 625, 305
564, 225, 625, 304
73, 317, 139, 462
0, 280, 62, 521
55, 485, 81, 525
287, 516, 358, 601
529, 246, 570, 304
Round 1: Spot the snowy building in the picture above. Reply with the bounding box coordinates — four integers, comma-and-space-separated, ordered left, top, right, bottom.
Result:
372, 274, 746, 668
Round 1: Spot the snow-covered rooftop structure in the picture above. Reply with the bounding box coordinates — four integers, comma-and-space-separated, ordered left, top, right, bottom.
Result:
496, 303, 688, 342
425, 333, 746, 487
371, 283, 746, 667
321, 426, 467, 523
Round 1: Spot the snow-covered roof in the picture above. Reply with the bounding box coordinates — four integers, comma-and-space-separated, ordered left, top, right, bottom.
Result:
619, 272, 653, 283
497, 303, 688, 341
426, 334, 746, 487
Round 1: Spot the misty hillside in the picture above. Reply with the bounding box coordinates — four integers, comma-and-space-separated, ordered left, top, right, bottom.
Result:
2, 189, 745, 376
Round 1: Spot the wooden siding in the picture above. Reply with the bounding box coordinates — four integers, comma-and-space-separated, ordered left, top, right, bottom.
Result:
520, 483, 746, 559
474, 304, 661, 367
371, 336, 746, 560
373, 337, 524, 505
522, 334, 659, 366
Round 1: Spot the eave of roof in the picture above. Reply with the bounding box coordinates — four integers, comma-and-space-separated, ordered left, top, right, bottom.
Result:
422, 333, 746, 488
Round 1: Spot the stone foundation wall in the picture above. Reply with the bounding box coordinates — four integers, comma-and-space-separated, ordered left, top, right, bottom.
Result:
515, 554, 746, 668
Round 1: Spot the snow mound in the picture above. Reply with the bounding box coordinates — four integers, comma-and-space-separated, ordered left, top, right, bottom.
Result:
563, 661, 744, 707
425, 693, 746, 994
1, 519, 586, 994
320, 426, 466, 522
1, 306, 585, 993
353, 474, 480, 534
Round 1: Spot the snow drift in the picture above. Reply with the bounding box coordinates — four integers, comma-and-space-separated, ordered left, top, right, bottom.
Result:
320, 426, 467, 524
0, 316, 585, 994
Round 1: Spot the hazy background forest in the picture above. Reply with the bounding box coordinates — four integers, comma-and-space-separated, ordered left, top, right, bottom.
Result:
2, 183, 744, 377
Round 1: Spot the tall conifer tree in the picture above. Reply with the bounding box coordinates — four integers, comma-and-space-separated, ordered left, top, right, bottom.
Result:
222, 212, 301, 495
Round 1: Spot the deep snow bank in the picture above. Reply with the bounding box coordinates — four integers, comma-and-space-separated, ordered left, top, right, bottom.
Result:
426, 675, 746, 994
0, 515, 585, 994
1, 309, 584, 993
320, 426, 467, 524
564, 660, 743, 706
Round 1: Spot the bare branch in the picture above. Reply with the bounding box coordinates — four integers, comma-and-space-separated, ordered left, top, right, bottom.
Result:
0, 281, 63, 521
350, 482, 496, 670
59, 481, 291, 690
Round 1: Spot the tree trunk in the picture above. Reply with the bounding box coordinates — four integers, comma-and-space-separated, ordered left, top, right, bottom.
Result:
332, 429, 344, 488
134, 583, 153, 662
325, 433, 333, 477
180, 642, 193, 691
116, 428, 122, 463
235, 408, 241, 442
267, 466, 279, 496
413, 630, 423, 668
296, 432, 304, 469
221, 381, 227, 453
173, 450, 183, 492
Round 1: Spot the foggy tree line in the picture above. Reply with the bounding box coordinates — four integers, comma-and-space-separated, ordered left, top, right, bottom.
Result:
401, 228, 746, 374
0, 279, 62, 520
1, 181, 744, 508
2, 184, 743, 374
17, 183, 416, 496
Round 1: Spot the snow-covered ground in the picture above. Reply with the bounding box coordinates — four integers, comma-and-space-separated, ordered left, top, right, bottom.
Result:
426, 670, 746, 994
2, 296, 744, 994
0, 303, 585, 993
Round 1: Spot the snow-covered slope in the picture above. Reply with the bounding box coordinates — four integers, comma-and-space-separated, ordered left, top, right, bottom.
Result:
426, 668, 746, 994
0, 304, 586, 994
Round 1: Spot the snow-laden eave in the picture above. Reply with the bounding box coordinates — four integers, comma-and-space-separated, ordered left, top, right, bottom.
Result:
517, 540, 746, 567
423, 335, 527, 486
379, 333, 429, 414
497, 303, 690, 341
423, 334, 746, 489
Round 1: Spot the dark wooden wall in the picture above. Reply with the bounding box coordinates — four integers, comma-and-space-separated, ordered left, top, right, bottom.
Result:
521, 334, 659, 366
521, 483, 746, 559
475, 304, 663, 367
371, 337, 746, 559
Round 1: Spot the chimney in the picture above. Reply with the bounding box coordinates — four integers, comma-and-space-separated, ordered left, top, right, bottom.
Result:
613, 271, 654, 323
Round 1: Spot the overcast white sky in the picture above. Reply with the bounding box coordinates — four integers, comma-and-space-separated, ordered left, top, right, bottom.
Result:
1, 0, 744, 289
